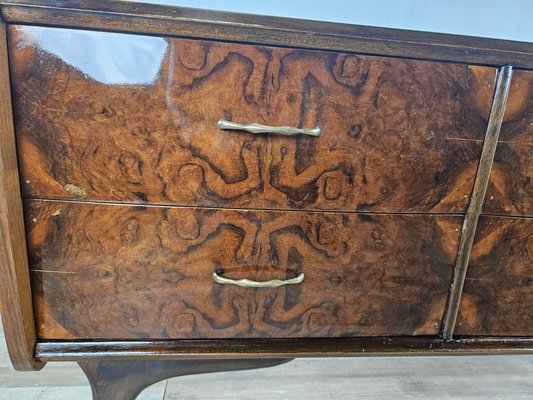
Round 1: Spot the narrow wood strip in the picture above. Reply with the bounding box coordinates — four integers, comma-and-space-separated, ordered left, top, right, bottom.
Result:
441, 65, 513, 340
0, 17, 43, 371
35, 337, 533, 361
1, 1, 533, 68
24, 197, 464, 218
478, 213, 533, 220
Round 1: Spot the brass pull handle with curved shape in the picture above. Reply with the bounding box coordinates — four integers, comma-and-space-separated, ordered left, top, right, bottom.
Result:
217, 119, 320, 137
212, 272, 305, 288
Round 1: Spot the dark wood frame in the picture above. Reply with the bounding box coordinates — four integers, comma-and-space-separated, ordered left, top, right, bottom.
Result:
1, 0, 533, 69
0, 0, 532, 372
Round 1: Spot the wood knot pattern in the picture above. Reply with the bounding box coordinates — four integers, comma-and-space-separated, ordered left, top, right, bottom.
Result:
9, 25, 496, 213
484, 70, 533, 217
456, 216, 533, 336
26, 200, 461, 340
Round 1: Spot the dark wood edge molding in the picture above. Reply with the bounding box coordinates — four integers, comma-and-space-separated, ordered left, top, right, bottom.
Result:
1, 0, 533, 68
35, 337, 533, 361
440, 65, 513, 340
0, 16, 43, 371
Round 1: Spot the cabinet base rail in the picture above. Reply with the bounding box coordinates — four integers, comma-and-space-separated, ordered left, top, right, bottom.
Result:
36, 337, 533, 362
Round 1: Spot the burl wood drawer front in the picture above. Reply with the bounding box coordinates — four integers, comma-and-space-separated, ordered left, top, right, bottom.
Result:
25, 201, 461, 340
10, 25, 495, 213
456, 217, 533, 336
484, 70, 533, 217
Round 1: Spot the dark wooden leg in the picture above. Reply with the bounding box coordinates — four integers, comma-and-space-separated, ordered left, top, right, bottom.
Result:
79, 358, 293, 400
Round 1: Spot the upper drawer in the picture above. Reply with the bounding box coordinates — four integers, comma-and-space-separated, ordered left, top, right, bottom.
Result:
9, 25, 495, 213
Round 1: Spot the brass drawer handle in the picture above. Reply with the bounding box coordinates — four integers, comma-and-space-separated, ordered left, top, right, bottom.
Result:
217, 119, 320, 137
212, 272, 305, 288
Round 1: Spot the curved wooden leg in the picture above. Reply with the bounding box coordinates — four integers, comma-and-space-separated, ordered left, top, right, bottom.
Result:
79, 358, 293, 400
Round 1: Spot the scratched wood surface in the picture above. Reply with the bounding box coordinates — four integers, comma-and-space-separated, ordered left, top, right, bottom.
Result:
456, 216, 533, 336
9, 25, 495, 213
483, 70, 533, 217
25, 200, 461, 340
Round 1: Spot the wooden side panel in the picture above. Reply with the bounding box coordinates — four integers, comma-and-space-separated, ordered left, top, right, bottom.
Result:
0, 20, 42, 371
484, 70, 533, 216
9, 25, 494, 213
456, 217, 533, 336
26, 201, 461, 340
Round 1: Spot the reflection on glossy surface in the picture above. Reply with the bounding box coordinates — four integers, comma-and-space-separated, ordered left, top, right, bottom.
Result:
15, 26, 167, 85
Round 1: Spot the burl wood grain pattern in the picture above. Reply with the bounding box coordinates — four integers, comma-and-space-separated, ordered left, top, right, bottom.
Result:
9, 25, 495, 213
456, 217, 533, 336
26, 201, 461, 340
484, 70, 533, 217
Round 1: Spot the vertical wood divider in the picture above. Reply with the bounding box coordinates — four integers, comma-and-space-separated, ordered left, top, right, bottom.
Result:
441, 65, 513, 340
0, 18, 43, 370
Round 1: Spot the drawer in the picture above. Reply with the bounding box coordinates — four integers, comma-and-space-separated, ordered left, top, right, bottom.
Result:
484, 70, 533, 217
10, 25, 495, 213
456, 216, 533, 336
26, 201, 461, 339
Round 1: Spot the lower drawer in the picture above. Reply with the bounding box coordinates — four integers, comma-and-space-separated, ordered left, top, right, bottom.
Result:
25, 201, 461, 339
457, 216, 533, 336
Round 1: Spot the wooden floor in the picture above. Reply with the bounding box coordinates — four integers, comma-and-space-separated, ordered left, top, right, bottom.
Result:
1, 323, 532, 399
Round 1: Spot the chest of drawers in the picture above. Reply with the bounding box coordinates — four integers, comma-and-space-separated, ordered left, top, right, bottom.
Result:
0, 1, 531, 399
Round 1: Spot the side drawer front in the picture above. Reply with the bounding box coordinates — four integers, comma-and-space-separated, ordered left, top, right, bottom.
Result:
10, 25, 495, 213
26, 201, 461, 340
484, 70, 533, 217
456, 216, 533, 336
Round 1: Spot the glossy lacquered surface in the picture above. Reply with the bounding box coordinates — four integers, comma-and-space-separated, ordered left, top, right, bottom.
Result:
2, 0, 533, 384
26, 200, 461, 339
9, 25, 496, 213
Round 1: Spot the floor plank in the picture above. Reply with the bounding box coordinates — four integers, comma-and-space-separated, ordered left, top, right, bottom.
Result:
163, 357, 533, 400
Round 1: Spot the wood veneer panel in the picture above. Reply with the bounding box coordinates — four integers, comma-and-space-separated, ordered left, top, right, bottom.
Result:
0, 18, 42, 371
26, 200, 461, 340
484, 70, 533, 217
9, 25, 493, 213
456, 217, 533, 336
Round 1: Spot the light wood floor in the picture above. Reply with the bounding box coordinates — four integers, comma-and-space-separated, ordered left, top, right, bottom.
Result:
1, 323, 532, 399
